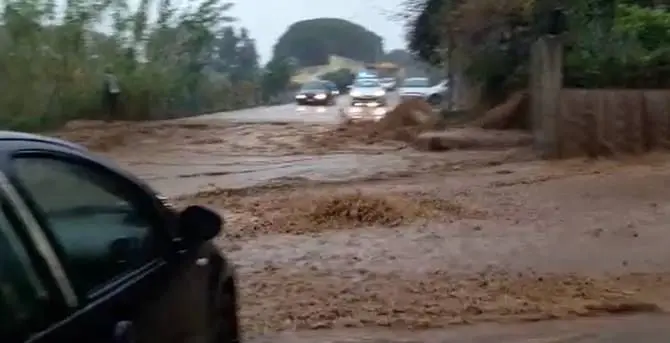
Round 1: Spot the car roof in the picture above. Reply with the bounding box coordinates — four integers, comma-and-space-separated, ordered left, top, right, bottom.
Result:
0, 131, 87, 152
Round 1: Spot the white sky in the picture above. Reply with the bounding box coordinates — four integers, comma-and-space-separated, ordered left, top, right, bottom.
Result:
65, 0, 407, 63
229, 0, 407, 63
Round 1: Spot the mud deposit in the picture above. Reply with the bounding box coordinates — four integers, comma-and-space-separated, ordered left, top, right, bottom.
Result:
240, 270, 665, 333
55, 118, 670, 341
183, 189, 486, 239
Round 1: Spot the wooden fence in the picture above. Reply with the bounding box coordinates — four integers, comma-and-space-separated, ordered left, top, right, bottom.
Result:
557, 90, 670, 157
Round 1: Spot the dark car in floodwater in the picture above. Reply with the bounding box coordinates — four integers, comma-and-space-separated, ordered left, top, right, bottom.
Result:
322, 80, 340, 96
295, 81, 336, 106
0, 131, 239, 343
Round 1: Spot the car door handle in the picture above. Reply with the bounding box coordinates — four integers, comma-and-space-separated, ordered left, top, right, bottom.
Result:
114, 321, 136, 343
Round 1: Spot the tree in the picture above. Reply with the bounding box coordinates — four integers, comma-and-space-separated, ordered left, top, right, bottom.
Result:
212, 26, 240, 74
406, 0, 446, 65
383, 49, 415, 66
0, 0, 243, 128
320, 68, 355, 92
232, 28, 260, 82
272, 18, 384, 67
261, 58, 293, 102
209, 26, 259, 82
405, 0, 670, 104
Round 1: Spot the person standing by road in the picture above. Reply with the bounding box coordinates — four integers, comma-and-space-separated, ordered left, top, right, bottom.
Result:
102, 66, 121, 120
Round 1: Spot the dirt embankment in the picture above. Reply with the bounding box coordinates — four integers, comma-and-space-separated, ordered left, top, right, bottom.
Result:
303, 99, 440, 148
304, 98, 533, 152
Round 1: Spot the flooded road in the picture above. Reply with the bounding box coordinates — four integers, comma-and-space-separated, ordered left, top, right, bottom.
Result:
131, 153, 412, 197
250, 314, 670, 343
193, 92, 400, 124
54, 99, 670, 342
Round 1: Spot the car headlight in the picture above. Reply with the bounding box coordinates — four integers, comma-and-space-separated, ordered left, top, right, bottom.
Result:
374, 90, 385, 97
350, 91, 361, 97
296, 94, 306, 99
315, 93, 326, 99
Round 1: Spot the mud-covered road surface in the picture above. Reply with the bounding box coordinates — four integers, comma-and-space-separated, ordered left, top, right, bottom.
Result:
53, 99, 670, 342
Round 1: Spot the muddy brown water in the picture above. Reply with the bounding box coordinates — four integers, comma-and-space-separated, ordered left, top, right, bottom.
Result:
248, 314, 670, 343
56, 112, 670, 341
127, 154, 412, 197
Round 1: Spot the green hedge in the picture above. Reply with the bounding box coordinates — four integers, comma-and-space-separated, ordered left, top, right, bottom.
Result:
564, 4, 670, 88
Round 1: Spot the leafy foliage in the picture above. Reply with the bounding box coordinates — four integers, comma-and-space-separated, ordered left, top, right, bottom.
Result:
406, 0, 670, 99
564, 3, 670, 88
260, 58, 295, 103
320, 68, 355, 92
406, 0, 447, 65
272, 18, 384, 67
0, 0, 266, 130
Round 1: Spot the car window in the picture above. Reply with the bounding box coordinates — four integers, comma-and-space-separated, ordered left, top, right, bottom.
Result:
353, 79, 380, 87
12, 156, 158, 297
300, 82, 326, 91
0, 199, 47, 337
402, 78, 429, 87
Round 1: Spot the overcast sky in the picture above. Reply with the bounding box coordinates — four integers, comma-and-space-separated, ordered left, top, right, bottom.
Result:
229, 0, 407, 63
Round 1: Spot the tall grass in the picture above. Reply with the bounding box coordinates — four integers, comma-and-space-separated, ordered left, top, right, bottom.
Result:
0, 0, 250, 130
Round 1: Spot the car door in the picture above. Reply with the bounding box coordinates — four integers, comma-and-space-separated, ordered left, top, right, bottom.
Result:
2, 144, 214, 343
0, 186, 62, 343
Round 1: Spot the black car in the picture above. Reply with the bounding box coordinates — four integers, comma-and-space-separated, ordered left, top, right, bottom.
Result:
295, 81, 336, 106
0, 131, 239, 343
322, 81, 340, 96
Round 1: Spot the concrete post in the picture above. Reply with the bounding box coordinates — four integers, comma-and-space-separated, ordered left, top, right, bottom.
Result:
529, 35, 563, 158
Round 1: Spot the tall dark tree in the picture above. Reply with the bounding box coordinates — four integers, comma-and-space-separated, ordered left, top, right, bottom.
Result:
232, 27, 260, 82
213, 26, 239, 74
272, 18, 383, 67
261, 57, 293, 101
406, 0, 446, 65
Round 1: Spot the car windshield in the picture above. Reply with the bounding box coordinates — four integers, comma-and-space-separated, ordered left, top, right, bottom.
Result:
353, 79, 380, 88
301, 82, 326, 91
402, 78, 430, 87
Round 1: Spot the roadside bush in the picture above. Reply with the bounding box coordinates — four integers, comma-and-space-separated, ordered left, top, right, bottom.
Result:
406, 0, 670, 106
564, 4, 670, 88
320, 68, 355, 92
0, 0, 257, 130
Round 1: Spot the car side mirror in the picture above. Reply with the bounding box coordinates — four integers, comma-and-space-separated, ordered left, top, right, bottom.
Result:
178, 205, 222, 244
